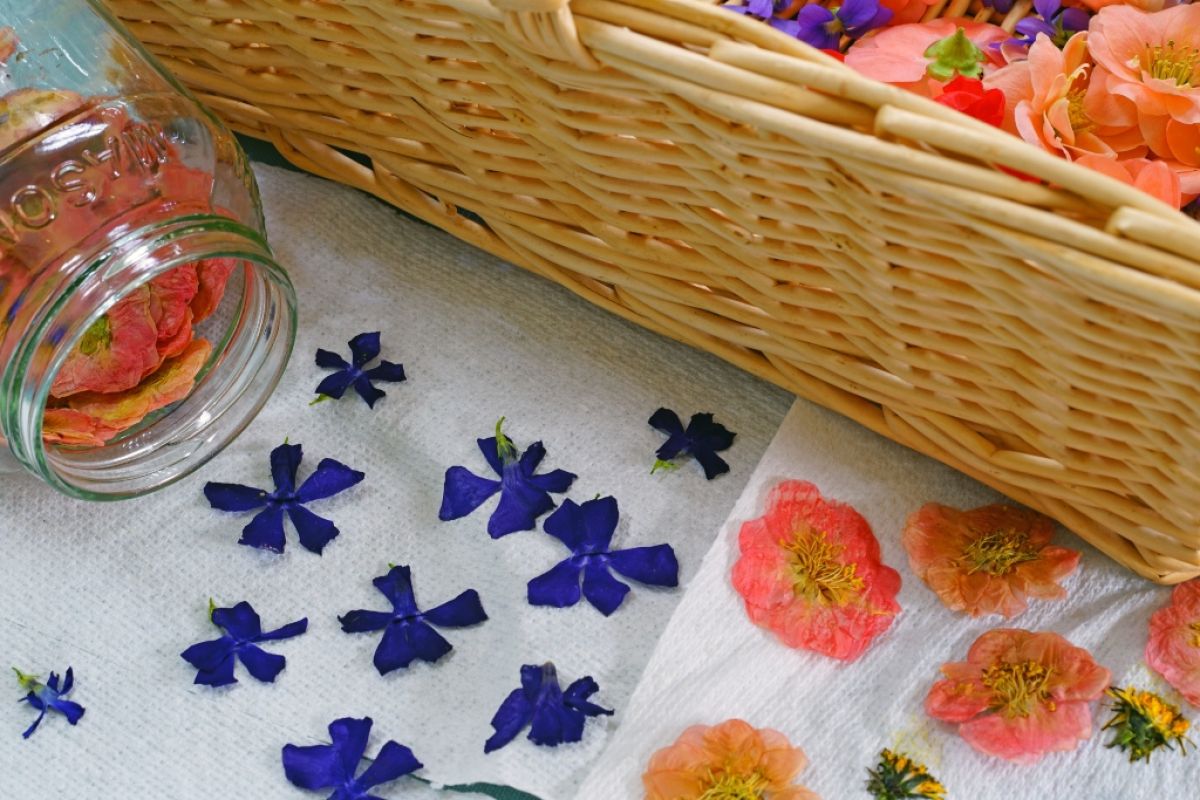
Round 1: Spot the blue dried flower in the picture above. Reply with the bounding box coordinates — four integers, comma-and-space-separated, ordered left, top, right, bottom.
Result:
339, 564, 488, 676
282, 716, 422, 800
528, 496, 678, 616
649, 408, 736, 479
181, 600, 308, 687
14, 667, 84, 739
439, 418, 576, 538
314, 332, 406, 409
484, 662, 612, 753
204, 442, 364, 554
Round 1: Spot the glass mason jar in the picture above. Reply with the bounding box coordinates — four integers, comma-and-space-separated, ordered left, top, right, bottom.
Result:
0, 0, 296, 498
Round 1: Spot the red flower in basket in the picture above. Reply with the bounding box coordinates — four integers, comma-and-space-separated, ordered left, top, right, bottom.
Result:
731, 480, 901, 661
902, 503, 1080, 618
1146, 579, 1200, 708
934, 75, 1005, 127
926, 628, 1110, 763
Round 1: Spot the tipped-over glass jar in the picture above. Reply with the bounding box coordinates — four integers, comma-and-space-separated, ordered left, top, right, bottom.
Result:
0, 1, 296, 498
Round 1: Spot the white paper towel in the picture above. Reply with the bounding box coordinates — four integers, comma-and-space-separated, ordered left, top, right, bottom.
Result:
0, 164, 793, 799
576, 400, 1197, 798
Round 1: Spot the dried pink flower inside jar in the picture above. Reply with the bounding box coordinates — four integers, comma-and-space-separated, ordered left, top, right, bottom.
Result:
0, 1, 295, 498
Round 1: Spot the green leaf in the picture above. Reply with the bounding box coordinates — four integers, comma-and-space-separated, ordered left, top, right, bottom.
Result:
410, 776, 543, 800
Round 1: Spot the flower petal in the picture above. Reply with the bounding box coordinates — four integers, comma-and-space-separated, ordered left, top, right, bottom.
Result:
287, 505, 340, 554
270, 442, 303, 496
191, 259, 237, 323
959, 700, 1093, 763
355, 740, 422, 789
353, 374, 386, 408
203, 482, 267, 512
339, 610, 394, 633
52, 699, 85, 726
51, 286, 160, 398
315, 348, 349, 370
578, 496, 619, 552
212, 601, 264, 640
648, 407, 685, 436
563, 676, 613, 718
296, 458, 365, 503
527, 559, 584, 608
608, 545, 680, 587
282, 743, 342, 791
484, 689, 533, 753
257, 618, 309, 643
374, 565, 420, 616
423, 589, 488, 628
527, 468, 576, 494
238, 506, 287, 553
530, 695, 585, 747
348, 332, 381, 368
329, 717, 373, 779
238, 644, 287, 683
438, 467, 501, 521
192, 651, 237, 687
363, 360, 406, 383
542, 500, 587, 551
582, 561, 631, 616
315, 370, 355, 400
181, 638, 236, 671
693, 448, 730, 480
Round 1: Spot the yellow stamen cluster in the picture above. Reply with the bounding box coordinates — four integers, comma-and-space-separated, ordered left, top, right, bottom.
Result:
963, 527, 1039, 576
1104, 686, 1193, 762
1066, 88, 1094, 134
867, 749, 947, 800
1141, 40, 1200, 87
784, 526, 864, 606
698, 769, 768, 800
982, 660, 1053, 718
1189, 620, 1200, 649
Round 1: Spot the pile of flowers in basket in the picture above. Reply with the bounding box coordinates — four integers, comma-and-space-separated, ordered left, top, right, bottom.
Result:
726, 0, 1200, 209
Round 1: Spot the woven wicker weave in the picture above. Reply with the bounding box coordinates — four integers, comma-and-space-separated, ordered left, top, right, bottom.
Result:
103, 0, 1200, 582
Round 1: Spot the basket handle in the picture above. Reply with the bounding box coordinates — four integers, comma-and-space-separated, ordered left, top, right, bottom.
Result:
488, 0, 601, 70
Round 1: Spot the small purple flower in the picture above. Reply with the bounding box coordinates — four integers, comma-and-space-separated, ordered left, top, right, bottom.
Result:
724, 0, 776, 17
204, 442, 364, 554
982, 0, 1016, 13
1009, 0, 1089, 49
314, 332, 406, 409
788, 0, 892, 50
180, 601, 308, 687
282, 717, 422, 800
439, 418, 576, 538
528, 496, 678, 617
484, 663, 612, 753
649, 408, 736, 479
339, 564, 488, 676
14, 667, 84, 739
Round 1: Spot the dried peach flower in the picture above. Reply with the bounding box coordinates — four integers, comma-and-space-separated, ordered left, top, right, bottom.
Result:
731, 480, 901, 661
902, 503, 1079, 618
1146, 579, 1200, 708
642, 719, 820, 800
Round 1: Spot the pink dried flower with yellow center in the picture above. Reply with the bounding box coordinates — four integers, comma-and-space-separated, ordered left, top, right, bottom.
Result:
642, 719, 820, 800
731, 480, 901, 661
926, 628, 1111, 763
902, 503, 1080, 618
1146, 579, 1200, 708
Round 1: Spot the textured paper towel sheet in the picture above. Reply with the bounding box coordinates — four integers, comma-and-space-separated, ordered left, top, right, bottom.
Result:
577, 400, 1197, 798
0, 164, 792, 799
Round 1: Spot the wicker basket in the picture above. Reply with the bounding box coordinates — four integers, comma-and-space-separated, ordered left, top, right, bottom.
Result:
103, 0, 1200, 582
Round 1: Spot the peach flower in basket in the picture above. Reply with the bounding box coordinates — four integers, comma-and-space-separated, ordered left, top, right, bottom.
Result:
642, 719, 819, 799
926, 628, 1111, 763
1084, 4, 1200, 193
983, 32, 1116, 160
731, 480, 901, 661
1074, 154, 1184, 207
845, 19, 1009, 97
902, 503, 1080, 618
1146, 579, 1200, 708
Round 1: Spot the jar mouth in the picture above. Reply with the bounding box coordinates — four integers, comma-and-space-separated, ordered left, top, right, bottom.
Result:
4, 214, 296, 499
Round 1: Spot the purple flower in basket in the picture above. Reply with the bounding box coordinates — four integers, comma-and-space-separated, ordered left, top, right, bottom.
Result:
1008, 0, 1089, 50
982, 0, 1016, 14
724, 0, 812, 36
786, 0, 893, 50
